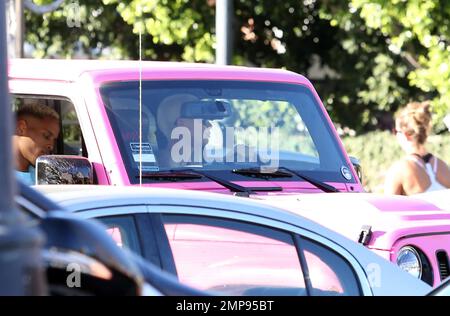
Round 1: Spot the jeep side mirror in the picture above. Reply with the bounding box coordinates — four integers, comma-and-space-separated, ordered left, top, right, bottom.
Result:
36, 155, 93, 185
349, 156, 363, 184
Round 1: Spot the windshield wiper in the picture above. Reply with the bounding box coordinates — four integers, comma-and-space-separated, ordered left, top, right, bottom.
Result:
138, 171, 202, 181
173, 169, 282, 197
232, 167, 337, 193
139, 168, 336, 193
278, 167, 339, 193
232, 168, 293, 179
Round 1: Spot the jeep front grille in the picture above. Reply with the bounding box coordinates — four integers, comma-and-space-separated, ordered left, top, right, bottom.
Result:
437, 251, 450, 281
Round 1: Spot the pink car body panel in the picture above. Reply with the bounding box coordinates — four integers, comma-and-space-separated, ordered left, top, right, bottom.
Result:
8, 59, 450, 286
164, 223, 343, 294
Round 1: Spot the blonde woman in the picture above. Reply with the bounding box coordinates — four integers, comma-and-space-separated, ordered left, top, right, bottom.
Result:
384, 101, 450, 195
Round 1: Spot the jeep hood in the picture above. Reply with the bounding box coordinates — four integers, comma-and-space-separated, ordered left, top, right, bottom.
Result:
252, 193, 450, 250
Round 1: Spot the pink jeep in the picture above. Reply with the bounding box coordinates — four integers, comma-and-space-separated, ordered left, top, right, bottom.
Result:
9, 59, 450, 286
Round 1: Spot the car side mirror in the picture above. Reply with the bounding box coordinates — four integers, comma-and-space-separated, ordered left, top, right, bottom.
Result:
40, 212, 210, 296
39, 212, 144, 295
349, 156, 363, 184
36, 155, 93, 185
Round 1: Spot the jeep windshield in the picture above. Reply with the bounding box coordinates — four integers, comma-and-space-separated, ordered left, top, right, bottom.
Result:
100, 80, 354, 185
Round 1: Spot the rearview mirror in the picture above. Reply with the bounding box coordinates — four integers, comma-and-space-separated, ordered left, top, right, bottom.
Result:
181, 100, 231, 119
36, 155, 93, 185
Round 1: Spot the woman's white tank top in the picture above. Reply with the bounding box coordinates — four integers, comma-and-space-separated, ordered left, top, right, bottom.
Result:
407, 154, 446, 192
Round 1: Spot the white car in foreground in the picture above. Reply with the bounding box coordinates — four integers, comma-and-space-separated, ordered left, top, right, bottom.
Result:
21, 185, 432, 296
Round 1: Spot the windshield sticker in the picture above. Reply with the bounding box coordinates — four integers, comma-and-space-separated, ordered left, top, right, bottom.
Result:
130, 142, 159, 171
140, 166, 160, 172
340, 166, 352, 180
132, 153, 156, 163
130, 143, 153, 152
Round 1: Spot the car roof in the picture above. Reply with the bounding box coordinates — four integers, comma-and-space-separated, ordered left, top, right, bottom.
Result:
8, 58, 310, 85
37, 185, 353, 242
36, 185, 366, 253
37, 185, 307, 217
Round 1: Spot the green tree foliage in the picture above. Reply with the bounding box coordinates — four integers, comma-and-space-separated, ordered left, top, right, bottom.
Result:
337, 0, 450, 131
24, 0, 450, 133
103, 0, 216, 62
25, 0, 139, 58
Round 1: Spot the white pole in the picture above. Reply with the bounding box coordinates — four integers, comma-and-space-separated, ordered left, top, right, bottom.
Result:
215, 0, 233, 65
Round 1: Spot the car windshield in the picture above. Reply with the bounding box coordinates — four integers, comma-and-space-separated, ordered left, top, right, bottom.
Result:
100, 80, 354, 184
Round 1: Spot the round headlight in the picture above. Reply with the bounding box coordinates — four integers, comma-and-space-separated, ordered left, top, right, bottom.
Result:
396, 246, 422, 279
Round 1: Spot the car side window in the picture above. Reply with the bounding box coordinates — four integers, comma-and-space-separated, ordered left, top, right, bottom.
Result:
60, 101, 83, 156
300, 237, 361, 296
96, 215, 142, 255
161, 214, 307, 296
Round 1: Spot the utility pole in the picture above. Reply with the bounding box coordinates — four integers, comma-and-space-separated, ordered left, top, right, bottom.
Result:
215, 0, 233, 65
15, 0, 24, 58
0, 0, 46, 295
6, 0, 25, 58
